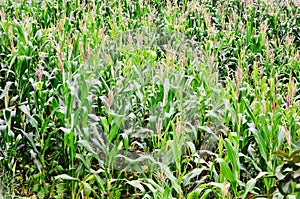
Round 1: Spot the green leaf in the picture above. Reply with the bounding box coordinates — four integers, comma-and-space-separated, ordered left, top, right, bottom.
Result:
163, 186, 172, 199
54, 174, 78, 181
127, 180, 145, 193
182, 167, 207, 187
78, 140, 97, 154
216, 158, 235, 183
200, 189, 212, 199
100, 117, 109, 134
292, 155, 300, 164
18, 105, 38, 127
242, 172, 268, 199
290, 150, 300, 159
225, 139, 239, 177
273, 151, 290, 160
249, 123, 268, 162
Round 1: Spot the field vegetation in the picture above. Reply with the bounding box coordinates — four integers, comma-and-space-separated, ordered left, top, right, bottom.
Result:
0, 0, 300, 198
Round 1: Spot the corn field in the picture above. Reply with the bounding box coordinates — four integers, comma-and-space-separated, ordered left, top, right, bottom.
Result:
0, 0, 300, 198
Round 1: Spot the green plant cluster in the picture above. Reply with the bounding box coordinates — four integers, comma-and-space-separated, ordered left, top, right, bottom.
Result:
0, 0, 299, 198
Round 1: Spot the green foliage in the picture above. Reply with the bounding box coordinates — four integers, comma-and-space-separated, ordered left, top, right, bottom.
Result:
0, 0, 299, 198
268, 150, 300, 198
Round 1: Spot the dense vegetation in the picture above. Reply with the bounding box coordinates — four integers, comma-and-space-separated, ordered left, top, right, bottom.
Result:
0, 0, 300, 198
